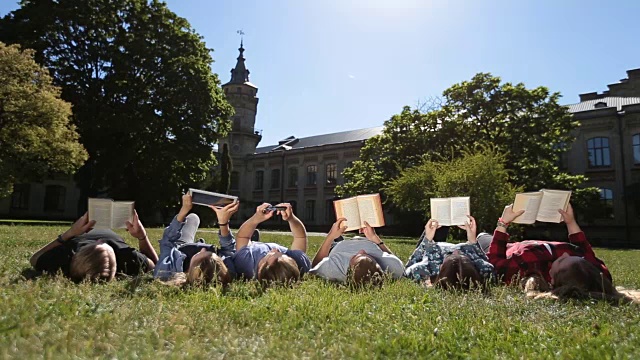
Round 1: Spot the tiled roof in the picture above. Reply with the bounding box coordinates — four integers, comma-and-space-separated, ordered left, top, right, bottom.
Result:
255, 126, 384, 154
566, 97, 640, 113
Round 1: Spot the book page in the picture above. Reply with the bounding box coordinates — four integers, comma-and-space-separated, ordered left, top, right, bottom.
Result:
334, 198, 361, 231
512, 192, 543, 224
430, 198, 452, 226
189, 188, 237, 207
536, 189, 571, 223
111, 201, 134, 229
450, 197, 470, 226
88, 198, 114, 229
356, 193, 385, 228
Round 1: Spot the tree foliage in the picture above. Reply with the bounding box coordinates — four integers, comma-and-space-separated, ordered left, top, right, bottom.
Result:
0, 42, 87, 197
338, 73, 598, 218
386, 147, 521, 231
0, 0, 234, 217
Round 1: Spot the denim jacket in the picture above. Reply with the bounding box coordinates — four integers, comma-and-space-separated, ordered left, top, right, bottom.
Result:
153, 216, 235, 280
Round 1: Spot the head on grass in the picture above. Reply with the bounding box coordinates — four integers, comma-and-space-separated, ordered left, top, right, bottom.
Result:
434, 253, 483, 291
186, 248, 231, 287
257, 248, 300, 287
69, 241, 117, 282
347, 250, 384, 288
549, 254, 616, 297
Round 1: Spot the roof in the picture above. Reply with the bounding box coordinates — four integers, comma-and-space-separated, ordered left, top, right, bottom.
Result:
255, 126, 384, 154
566, 96, 640, 113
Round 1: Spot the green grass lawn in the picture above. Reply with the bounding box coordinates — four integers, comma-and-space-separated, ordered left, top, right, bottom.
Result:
1, 225, 639, 359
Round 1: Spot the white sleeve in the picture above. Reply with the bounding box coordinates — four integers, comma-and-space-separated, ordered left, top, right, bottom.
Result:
377, 253, 406, 279
309, 257, 347, 282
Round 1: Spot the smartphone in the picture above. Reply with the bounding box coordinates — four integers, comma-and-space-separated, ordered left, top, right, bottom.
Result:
262, 205, 287, 213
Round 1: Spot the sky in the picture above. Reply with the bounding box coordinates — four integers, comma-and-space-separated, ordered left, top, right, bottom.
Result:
2, 0, 640, 146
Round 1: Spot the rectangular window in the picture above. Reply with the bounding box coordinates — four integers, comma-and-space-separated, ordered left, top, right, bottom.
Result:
587, 137, 611, 167
325, 199, 336, 223
325, 163, 337, 185
44, 185, 66, 212
10, 184, 30, 210
270, 169, 281, 189
306, 165, 317, 186
288, 167, 298, 187
230, 171, 240, 190
254, 170, 264, 190
305, 200, 315, 221
599, 188, 614, 219
633, 134, 640, 164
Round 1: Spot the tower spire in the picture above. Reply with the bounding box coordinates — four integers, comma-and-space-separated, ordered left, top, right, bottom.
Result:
229, 30, 250, 84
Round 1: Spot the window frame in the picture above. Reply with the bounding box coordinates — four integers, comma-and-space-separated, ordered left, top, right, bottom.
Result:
587, 137, 612, 168
306, 165, 317, 186
254, 170, 264, 190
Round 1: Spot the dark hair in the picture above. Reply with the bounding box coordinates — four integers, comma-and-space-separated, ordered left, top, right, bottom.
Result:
434, 254, 484, 292
349, 256, 384, 288
549, 257, 627, 303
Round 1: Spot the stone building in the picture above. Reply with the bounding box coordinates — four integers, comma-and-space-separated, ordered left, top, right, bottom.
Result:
562, 69, 640, 246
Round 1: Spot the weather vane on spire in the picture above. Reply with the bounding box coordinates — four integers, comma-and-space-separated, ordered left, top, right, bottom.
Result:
237, 29, 245, 47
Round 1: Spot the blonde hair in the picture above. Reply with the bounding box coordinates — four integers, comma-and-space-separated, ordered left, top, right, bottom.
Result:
349, 256, 384, 288
166, 252, 230, 288
69, 243, 116, 282
257, 255, 300, 287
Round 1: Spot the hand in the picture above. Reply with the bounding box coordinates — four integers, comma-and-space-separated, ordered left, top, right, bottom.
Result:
252, 203, 275, 223
126, 210, 147, 240
328, 217, 348, 239
457, 215, 477, 243
275, 203, 293, 221
181, 193, 193, 212
424, 219, 441, 241
361, 221, 381, 244
62, 212, 96, 240
558, 203, 576, 225
212, 201, 239, 224
501, 204, 525, 224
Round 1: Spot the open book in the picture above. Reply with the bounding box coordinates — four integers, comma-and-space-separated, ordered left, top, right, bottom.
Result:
511, 189, 571, 224
430, 197, 470, 226
88, 198, 134, 229
334, 193, 385, 232
189, 188, 238, 207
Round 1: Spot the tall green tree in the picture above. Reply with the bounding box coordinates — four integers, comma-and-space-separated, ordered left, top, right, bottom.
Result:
338, 73, 598, 216
0, 0, 234, 217
0, 42, 87, 197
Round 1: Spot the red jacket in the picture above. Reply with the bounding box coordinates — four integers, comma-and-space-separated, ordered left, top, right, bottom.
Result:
487, 230, 611, 284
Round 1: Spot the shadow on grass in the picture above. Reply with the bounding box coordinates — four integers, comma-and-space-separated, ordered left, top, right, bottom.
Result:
10, 267, 44, 284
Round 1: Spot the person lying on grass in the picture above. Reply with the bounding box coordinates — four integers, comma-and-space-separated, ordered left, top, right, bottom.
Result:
30, 211, 158, 282
404, 215, 494, 291
480, 203, 611, 291
233, 203, 311, 287
154, 193, 240, 287
309, 218, 404, 287
524, 253, 639, 304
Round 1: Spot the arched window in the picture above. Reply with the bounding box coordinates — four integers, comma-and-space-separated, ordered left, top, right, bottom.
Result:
587, 137, 611, 167
633, 134, 640, 164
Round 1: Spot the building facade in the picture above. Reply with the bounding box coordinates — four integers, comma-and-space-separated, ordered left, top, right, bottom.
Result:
562, 69, 640, 246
